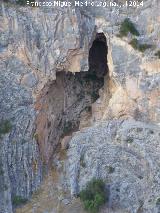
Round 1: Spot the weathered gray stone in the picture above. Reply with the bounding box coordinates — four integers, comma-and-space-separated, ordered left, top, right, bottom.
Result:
66, 119, 160, 213
21, 72, 38, 88
0, 0, 160, 213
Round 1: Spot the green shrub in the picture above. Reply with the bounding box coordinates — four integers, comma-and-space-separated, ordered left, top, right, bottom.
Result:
12, 196, 28, 206
0, 120, 12, 138
138, 44, 152, 52
129, 39, 152, 52
79, 179, 107, 213
119, 18, 140, 37
129, 38, 139, 50
126, 137, 134, 143
156, 197, 160, 206
155, 50, 160, 59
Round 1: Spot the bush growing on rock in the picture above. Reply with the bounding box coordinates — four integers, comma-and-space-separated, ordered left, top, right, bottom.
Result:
79, 179, 107, 213
138, 43, 152, 52
129, 38, 139, 49
156, 198, 160, 206
129, 39, 152, 52
119, 18, 140, 37
12, 195, 28, 206
0, 119, 12, 138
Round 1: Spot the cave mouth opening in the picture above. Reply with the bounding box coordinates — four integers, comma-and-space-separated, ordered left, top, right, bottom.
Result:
88, 32, 108, 78
35, 32, 108, 163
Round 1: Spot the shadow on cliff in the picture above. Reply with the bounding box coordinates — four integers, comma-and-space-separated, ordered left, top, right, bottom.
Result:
34, 33, 109, 167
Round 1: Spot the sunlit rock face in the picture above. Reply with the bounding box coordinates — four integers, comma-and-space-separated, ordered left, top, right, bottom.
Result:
0, 4, 95, 212
0, 0, 160, 213
66, 119, 160, 213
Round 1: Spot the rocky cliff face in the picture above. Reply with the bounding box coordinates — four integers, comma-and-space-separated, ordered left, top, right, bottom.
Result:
0, 0, 160, 213
66, 119, 160, 213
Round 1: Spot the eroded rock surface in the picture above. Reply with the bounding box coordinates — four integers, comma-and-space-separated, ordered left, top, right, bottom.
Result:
0, 0, 160, 213
66, 119, 160, 213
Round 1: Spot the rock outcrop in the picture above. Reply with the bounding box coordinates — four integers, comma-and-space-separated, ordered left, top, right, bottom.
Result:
0, 0, 160, 213
66, 119, 160, 213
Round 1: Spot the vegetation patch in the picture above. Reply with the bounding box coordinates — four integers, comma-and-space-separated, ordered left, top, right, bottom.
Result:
156, 198, 160, 206
126, 137, 134, 143
129, 38, 139, 49
155, 50, 160, 59
12, 195, 28, 206
129, 39, 152, 52
118, 18, 140, 37
79, 178, 107, 213
138, 44, 152, 52
0, 119, 12, 138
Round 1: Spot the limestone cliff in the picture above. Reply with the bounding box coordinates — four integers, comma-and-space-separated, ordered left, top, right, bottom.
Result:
0, 0, 160, 213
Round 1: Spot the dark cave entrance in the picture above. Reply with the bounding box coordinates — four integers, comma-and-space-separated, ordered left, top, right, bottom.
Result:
35, 33, 109, 163
89, 32, 108, 78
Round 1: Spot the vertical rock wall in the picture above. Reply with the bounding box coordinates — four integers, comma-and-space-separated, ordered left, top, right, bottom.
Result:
0, 0, 160, 212
0, 3, 95, 212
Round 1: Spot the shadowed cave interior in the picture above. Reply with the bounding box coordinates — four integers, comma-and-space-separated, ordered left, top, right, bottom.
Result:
35, 33, 108, 164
